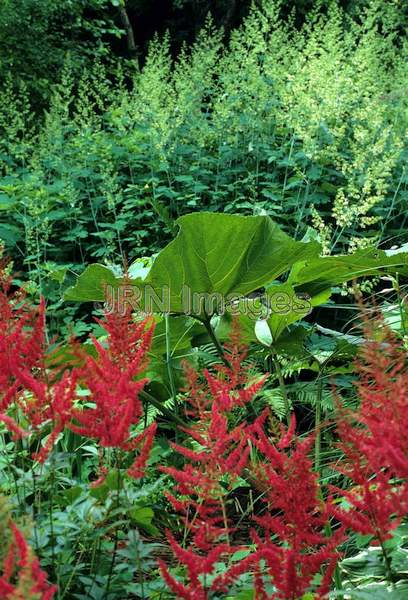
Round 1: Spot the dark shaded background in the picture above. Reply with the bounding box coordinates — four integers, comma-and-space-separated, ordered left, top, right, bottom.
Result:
1, 0, 386, 109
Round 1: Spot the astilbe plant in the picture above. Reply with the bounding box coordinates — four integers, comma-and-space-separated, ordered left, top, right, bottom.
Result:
18, 370, 78, 464
331, 317, 408, 578
243, 412, 343, 600
69, 307, 157, 480
0, 268, 77, 460
347, 318, 408, 480
0, 269, 46, 439
0, 267, 157, 476
0, 497, 56, 600
0, 271, 159, 597
159, 328, 346, 599
158, 334, 266, 599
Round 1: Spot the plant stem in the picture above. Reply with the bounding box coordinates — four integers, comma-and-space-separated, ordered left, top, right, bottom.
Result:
165, 314, 178, 414
59, 548, 86, 600
314, 373, 324, 475
104, 454, 122, 599
334, 563, 343, 591
381, 167, 405, 237
30, 463, 40, 555
323, 520, 343, 591
379, 535, 395, 587
220, 496, 230, 549
134, 531, 145, 600
201, 314, 231, 369
140, 390, 187, 427
49, 452, 57, 583
1, 433, 21, 509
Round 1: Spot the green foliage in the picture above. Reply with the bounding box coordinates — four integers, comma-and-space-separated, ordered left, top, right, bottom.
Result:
65, 213, 320, 308
65, 213, 408, 336
0, 0, 407, 326
0, 0, 123, 104
338, 524, 408, 598
1, 1, 408, 598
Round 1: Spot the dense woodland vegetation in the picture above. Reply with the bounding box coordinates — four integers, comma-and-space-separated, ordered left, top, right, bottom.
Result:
0, 1, 408, 598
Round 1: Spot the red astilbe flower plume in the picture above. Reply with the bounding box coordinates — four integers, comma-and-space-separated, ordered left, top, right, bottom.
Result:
158, 531, 231, 600
0, 272, 46, 436
230, 411, 343, 600
0, 520, 56, 600
126, 421, 157, 479
204, 322, 267, 413
69, 308, 156, 479
158, 331, 264, 598
181, 323, 266, 423
161, 403, 250, 549
0, 269, 77, 460
331, 317, 408, 545
15, 369, 78, 463
351, 318, 408, 479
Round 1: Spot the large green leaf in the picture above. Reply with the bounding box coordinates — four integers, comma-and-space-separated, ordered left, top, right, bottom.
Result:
64, 213, 408, 322
217, 283, 328, 345
289, 247, 408, 299
64, 213, 320, 313
64, 264, 122, 302
140, 212, 320, 314
265, 282, 324, 341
